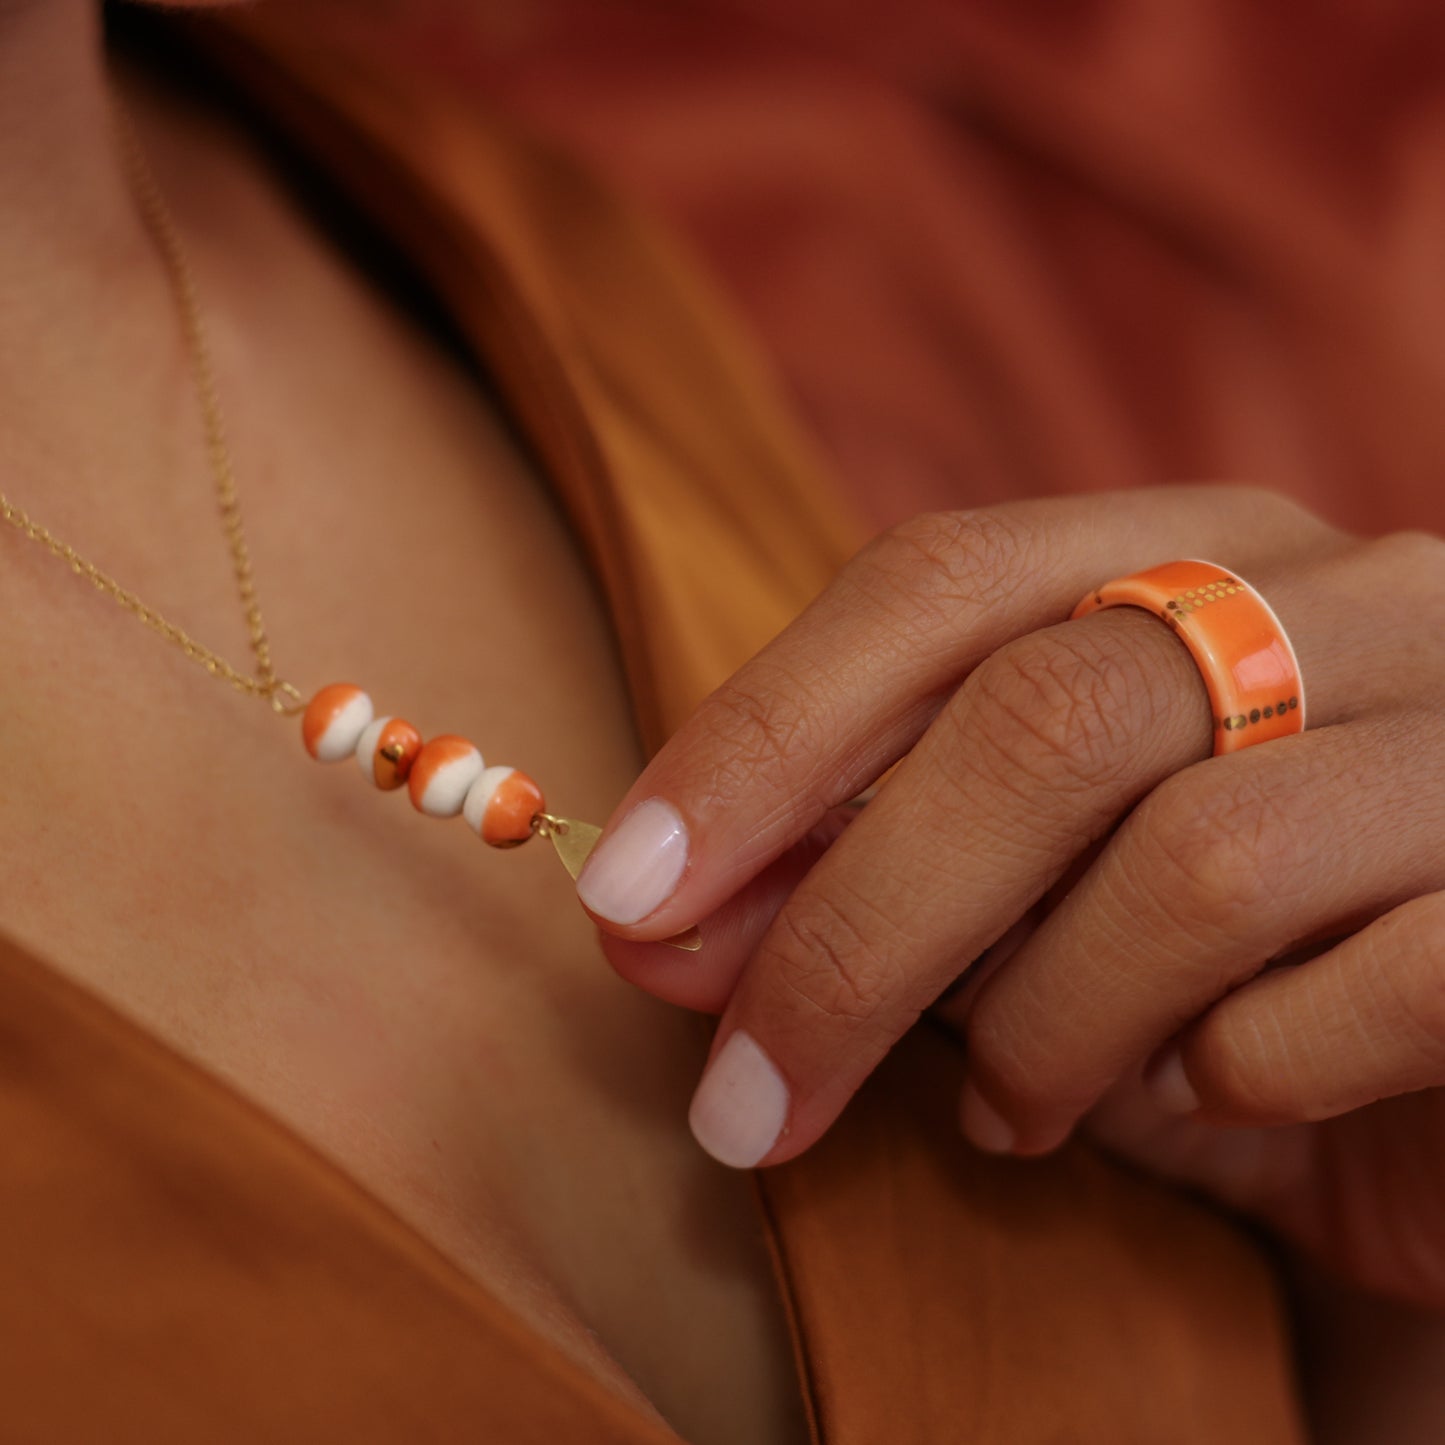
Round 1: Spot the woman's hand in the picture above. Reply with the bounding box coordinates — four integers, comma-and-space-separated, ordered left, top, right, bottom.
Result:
575, 486, 1445, 1308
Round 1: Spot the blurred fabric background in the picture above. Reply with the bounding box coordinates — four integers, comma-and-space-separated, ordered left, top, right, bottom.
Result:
279, 0, 1445, 536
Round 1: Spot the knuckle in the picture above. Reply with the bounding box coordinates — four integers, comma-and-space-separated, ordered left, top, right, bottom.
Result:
1190, 1008, 1300, 1120
1131, 766, 1308, 939
963, 628, 1148, 793
1365, 527, 1445, 576
1362, 531, 1445, 630
705, 677, 805, 769
851, 509, 1032, 636
763, 892, 914, 1039
697, 674, 818, 813
1400, 890, 1445, 955
964, 1005, 1055, 1118
1208, 484, 1336, 547
964, 979, 1095, 1119
1370, 895, 1445, 1057
1191, 895, 1445, 1124
1210, 483, 1303, 520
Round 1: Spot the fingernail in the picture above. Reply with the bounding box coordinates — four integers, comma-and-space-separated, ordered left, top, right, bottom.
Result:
1148, 1047, 1200, 1114
688, 1030, 789, 1169
959, 1082, 1016, 1153
577, 798, 689, 925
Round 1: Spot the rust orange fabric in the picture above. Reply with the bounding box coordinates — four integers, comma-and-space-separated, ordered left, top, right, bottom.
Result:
404, 0, 1445, 539
0, 6, 1312, 1441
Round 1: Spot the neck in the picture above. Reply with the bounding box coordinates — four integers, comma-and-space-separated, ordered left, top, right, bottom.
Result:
0, 2, 186, 519
0, 2, 143, 270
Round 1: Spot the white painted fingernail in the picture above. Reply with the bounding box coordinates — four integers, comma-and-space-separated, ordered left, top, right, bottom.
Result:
576, 799, 689, 925
689, 1031, 789, 1168
1149, 1049, 1201, 1115
959, 1082, 1016, 1153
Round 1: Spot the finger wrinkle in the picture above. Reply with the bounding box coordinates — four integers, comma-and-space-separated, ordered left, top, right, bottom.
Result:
859, 509, 1033, 627
702, 682, 817, 782
763, 898, 914, 1033
1134, 786, 1306, 943
1363, 912, 1445, 1065
1202, 1006, 1303, 1119
959, 653, 1153, 799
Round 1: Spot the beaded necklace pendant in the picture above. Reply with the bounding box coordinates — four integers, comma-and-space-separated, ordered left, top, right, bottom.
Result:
0, 108, 699, 953
302, 684, 701, 950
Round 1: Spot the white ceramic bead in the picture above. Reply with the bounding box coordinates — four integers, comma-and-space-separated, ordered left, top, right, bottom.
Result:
463, 765, 505, 835
356, 717, 388, 779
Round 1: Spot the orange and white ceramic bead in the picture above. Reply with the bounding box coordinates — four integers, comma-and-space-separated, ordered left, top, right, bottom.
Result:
464, 765, 547, 848
355, 716, 423, 791
407, 734, 485, 817
302, 688, 545, 847
302, 683, 374, 763
293, 686, 698, 947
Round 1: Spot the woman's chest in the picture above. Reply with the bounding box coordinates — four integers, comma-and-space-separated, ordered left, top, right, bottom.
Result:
0, 169, 807, 1443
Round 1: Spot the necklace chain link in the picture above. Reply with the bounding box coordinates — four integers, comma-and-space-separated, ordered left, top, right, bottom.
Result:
0, 106, 303, 717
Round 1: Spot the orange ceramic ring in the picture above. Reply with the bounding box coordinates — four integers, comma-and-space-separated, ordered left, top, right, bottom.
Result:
1071, 559, 1305, 755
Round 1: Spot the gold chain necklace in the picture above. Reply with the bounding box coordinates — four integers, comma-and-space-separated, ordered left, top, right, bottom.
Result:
0, 109, 698, 949
1, 113, 302, 716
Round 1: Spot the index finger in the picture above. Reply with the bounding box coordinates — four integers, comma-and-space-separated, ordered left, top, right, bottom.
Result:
576, 488, 1332, 939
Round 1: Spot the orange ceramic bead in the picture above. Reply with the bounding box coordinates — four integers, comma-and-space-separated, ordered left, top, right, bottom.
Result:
302, 683, 374, 762
355, 716, 423, 791
463, 766, 545, 848
408, 734, 484, 817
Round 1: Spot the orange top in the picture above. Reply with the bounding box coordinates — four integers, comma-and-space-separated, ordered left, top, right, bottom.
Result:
0, 8, 1304, 1442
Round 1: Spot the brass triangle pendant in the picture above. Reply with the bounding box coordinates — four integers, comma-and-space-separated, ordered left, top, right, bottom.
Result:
535, 815, 702, 952
545, 816, 604, 880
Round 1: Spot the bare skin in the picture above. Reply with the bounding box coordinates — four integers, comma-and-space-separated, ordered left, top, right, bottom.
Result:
0, 4, 807, 1442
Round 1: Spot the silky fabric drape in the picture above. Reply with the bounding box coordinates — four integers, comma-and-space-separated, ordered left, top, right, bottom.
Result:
397, 0, 1445, 536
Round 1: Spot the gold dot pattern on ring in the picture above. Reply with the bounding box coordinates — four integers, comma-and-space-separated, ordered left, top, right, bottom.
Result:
1219, 696, 1299, 733
1163, 577, 1242, 620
